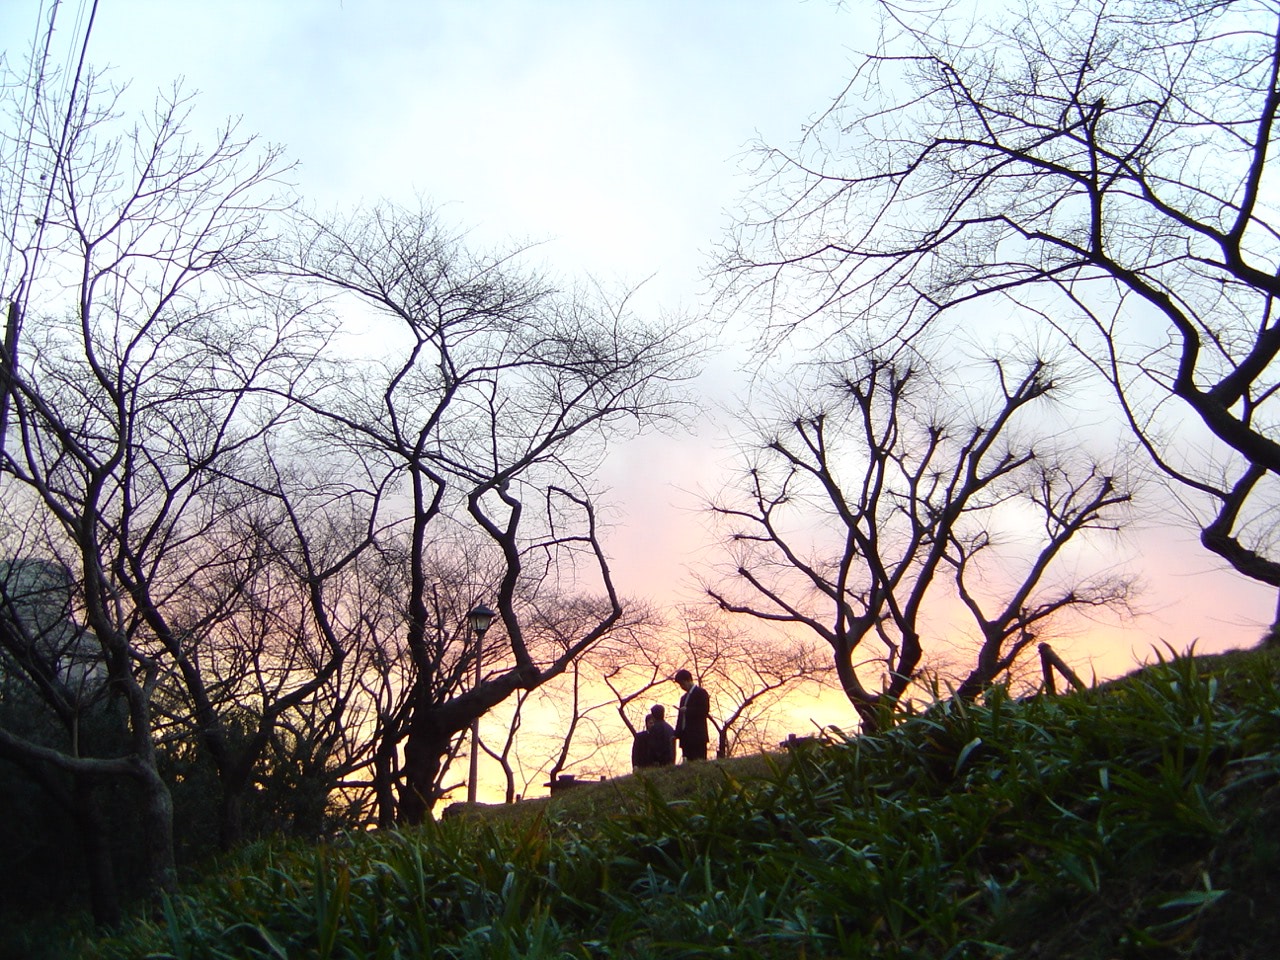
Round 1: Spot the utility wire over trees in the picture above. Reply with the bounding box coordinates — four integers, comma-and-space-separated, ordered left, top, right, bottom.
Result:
0, 0, 101, 455
718, 0, 1280, 633
286, 204, 698, 823
707, 346, 1134, 731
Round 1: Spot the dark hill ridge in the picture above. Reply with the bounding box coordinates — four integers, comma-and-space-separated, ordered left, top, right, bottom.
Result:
75, 645, 1280, 959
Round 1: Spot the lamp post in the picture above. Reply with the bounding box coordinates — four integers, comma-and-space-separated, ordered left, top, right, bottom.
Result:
466, 603, 496, 804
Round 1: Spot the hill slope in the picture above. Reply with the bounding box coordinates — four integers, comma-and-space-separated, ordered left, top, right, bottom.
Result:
79, 646, 1280, 959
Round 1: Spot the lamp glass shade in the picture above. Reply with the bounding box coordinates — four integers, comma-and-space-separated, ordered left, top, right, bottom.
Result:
467, 604, 496, 636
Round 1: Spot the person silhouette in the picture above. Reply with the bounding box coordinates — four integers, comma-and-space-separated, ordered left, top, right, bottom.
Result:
649, 704, 675, 765
672, 669, 710, 762
631, 712, 664, 770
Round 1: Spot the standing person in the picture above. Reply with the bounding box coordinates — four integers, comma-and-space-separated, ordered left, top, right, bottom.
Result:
650, 705, 676, 765
672, 669, 710, 762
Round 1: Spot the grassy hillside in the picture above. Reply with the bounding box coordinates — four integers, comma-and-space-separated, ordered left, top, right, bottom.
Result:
67, 646, 1280, 958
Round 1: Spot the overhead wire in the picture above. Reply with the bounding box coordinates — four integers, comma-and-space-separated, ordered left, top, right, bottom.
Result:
23, 0, 101, 310
2, 0, 60, 296
2, 0, 100, 453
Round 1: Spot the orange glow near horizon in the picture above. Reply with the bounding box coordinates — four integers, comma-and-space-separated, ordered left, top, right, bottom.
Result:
446, 580, 1269, 809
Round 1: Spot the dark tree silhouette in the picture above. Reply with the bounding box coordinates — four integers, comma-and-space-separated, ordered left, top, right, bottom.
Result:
720, 0, 1280, 632
0, 68, 335, 902
287, 204, 696, 822
708, 348, 1133, 729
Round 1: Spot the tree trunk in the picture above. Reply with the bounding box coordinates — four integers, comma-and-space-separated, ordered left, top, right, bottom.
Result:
371, 743, 399, 829
73, 774, 120, 928
135, 764, 177, 895
219, 786, 245, 851
955, 639, 1002, 701
834, 644, 883, 734
1261, 589, 1280, 648
398, 708, 454, 825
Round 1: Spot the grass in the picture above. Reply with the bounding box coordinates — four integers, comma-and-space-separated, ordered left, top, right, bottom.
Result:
64, 645, 1280, 958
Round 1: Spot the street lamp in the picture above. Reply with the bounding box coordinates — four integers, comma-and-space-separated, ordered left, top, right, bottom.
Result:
466, 603, 496, 803
467, 604, 496, 638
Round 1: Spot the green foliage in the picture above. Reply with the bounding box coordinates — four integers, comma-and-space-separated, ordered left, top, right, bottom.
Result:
71, 648, 1280, 959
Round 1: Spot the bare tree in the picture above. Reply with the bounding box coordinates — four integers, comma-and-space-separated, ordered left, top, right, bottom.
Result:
0, 67, 324, 899
479, 685, 534, 804
707, 348, 1133, 730
286, 204, 696, 822
291, 522, 471, 835
502, 597, 649, 791
600, 627, 671, 739
513, 659, 617, 792
149, 500, 360, 849
719, 0, 1280, 631
460, 602, 829, 787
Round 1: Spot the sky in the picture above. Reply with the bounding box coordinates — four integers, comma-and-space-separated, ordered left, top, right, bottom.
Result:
2, 0, 1274, 719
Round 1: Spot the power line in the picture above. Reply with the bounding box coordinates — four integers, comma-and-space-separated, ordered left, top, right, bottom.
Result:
2, 0, 101, 454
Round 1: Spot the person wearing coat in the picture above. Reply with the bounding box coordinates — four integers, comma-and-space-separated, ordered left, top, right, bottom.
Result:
631, 712, 665, 770
650, 704, 676, 765
672, 668, 710, 762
